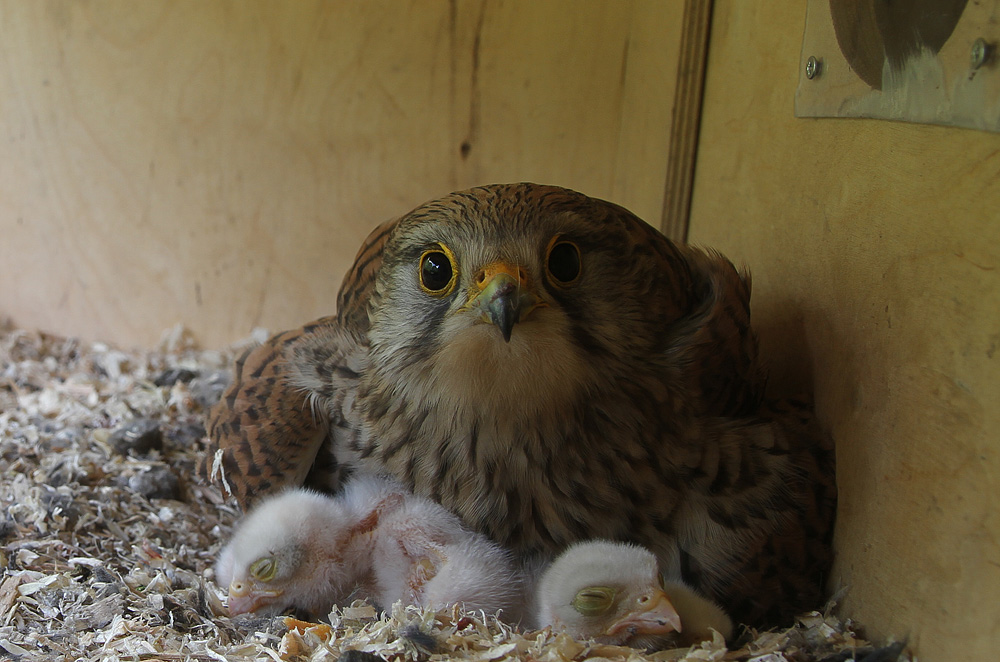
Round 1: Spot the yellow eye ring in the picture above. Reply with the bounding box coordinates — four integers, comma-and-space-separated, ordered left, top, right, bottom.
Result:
249, 557, 277, 582
572, 585, 616, 616
419, 244, 458, 296
545, 236, 581, 285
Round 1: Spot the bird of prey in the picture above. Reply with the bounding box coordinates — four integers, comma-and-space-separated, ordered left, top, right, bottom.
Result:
215, 476, 524, 618
534, 540, 732, 649
204, 182, 836, 628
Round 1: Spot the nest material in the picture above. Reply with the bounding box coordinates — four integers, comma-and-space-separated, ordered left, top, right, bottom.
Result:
0, 319, 909, 662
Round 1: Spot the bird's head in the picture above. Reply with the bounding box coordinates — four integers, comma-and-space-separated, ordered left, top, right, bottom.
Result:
365, 184, 697, 414
215, 489, 356, 617
536, 541, 682, 649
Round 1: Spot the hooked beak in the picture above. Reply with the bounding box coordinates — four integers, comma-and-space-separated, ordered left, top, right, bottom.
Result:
467, 261, 542, 342
227, 580, 283, 616
605, 589, 682, 639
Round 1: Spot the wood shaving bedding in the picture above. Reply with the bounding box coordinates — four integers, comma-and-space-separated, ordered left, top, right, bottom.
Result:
0, 319, 911, 662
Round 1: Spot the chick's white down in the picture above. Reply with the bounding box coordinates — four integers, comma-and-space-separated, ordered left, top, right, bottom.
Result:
215, 476, 524, 619
535, 541, 733, 648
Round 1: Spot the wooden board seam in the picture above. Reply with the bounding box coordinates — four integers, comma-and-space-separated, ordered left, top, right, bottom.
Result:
661, 0, 714, 242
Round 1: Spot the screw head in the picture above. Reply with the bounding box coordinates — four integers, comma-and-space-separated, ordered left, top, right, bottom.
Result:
971, 38, 991, 69
805, 55, 821, 80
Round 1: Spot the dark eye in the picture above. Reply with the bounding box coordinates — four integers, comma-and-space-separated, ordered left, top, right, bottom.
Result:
420, 248, 455, 295
547, 240, 581, 284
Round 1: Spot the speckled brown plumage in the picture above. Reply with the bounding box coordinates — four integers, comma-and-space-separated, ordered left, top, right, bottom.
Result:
202, 183, 836, 629
202, 318, 345, 505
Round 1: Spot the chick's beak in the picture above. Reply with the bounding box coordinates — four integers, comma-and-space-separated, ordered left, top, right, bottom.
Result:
605, 589, 682, 638
227, 579, 283, 616
467, 261, 541, 342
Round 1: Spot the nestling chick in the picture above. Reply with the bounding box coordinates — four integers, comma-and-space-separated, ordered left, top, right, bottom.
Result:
535, 541, 732, 649
215, 475, 524, 619
214, 482, 387, 616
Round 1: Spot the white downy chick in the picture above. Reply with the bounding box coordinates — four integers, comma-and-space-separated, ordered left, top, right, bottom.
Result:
535, 541, 732, 649
369, 486, 525, 621
216, 475, 524, 620
214, 478, 401, 616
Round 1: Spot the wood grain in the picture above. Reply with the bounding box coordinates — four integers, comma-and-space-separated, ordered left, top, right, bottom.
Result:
660, 0, 713, 242
0, 0, 684, 347
690, 2, 1000, 659
797, 0, 1000, 132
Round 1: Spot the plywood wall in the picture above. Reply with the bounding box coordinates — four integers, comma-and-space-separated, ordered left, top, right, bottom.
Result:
687, 3, 1000, 660
0, 0, 682, 347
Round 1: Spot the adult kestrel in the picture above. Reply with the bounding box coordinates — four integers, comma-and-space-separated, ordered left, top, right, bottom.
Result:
204, 183, 836, 627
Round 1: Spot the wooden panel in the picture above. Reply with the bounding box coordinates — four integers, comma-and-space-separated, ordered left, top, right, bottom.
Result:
661, 0, 713, 241
689, 2, 1000, 660
796, 0, 1000, 133
0, 0, 683, 347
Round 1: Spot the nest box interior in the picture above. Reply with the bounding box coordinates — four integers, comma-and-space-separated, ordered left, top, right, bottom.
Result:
0, 2, 997, 660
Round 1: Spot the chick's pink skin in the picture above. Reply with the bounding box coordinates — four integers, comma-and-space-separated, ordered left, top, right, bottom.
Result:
604, 588, 682, 640
368, 487, 526, 622
225, 579, 283, 616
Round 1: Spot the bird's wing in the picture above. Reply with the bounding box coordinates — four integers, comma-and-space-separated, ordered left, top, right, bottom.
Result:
201, 318, 338, 510
668, 396, 837, 626
666, 245, 767, 418
420, 537, 525, 619
200, 218, 399, 510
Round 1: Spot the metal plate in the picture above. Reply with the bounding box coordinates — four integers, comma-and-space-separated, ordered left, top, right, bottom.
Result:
796, 0, 1000, 133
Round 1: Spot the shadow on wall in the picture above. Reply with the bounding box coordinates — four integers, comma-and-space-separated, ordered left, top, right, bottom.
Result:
753, 299, 817, 400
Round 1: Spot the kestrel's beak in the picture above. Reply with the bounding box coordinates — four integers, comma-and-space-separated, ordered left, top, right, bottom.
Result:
605, 589, 682, 638
467, 261, 542, 342
227, 579, 283, 616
